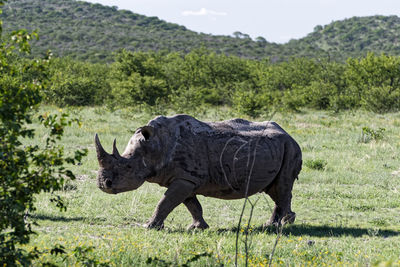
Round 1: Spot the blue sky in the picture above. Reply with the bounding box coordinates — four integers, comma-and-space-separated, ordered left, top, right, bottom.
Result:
86, 0, 400, 43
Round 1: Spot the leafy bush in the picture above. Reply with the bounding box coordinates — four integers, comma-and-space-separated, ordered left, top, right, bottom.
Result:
280, 86, 307, 112
0, 8, 87, 265
109, 50, 168, 107
13, 46, 400, 114
306, 81, 335, 109
47, 58, 111, 106
361, 85, 400, 113
111, 72, 168, 106
168, 86, 208, 114
304, 159, 327, 170
42, 50, 400, 114
359, 126, 386, 143
232, 82, 272, 118
345, 53, 400, 113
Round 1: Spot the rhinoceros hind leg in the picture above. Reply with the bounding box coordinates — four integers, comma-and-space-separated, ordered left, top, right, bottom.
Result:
187, 220, 209, 230
184, 196, 209, 230
264, 178, 295, 226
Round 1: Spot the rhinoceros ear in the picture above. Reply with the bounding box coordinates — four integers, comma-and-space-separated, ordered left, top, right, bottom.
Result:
140, 126, 154, 141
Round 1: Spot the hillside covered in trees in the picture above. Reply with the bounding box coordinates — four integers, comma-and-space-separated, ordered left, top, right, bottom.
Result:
1, 0, 280, 62
2, 0, 400, 62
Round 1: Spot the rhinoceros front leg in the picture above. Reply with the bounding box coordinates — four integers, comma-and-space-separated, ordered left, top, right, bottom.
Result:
144, 179, 196, 230
183, 196, 209, 230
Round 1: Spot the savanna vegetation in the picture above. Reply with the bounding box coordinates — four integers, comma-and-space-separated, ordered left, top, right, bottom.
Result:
1, 0, 400, 266
16, 106, 400, 266
45, 49, 400, 115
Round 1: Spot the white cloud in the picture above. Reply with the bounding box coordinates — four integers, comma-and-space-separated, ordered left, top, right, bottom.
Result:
182, 8, 227, 16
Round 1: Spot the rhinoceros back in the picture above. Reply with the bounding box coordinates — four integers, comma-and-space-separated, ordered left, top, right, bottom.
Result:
147, 115, 300, 199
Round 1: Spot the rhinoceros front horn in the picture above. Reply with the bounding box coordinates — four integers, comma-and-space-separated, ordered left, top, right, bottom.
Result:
95, 133, 113, 167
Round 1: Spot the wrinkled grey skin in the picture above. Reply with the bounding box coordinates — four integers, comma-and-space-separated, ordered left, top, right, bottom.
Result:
95, 115, 302, 230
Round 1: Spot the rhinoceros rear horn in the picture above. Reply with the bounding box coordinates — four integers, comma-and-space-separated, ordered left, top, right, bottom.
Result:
95, 133, 113, 167
112, 138, 122, 159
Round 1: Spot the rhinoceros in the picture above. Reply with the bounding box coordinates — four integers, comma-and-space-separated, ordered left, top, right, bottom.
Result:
95, 114, 302, 230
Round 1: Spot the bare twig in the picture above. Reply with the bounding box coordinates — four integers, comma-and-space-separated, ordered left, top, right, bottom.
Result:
235, 136, 260, 267
268, 223, 285, 267
233, 110, 277, 267
244, 197, 260, 266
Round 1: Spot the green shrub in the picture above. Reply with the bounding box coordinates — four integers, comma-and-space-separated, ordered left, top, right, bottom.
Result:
47, 58, 111, 106
280, 89, 304, 112
28, 48, 400, 113
232, 83, 272, 118
0, 12, 87, 265
361, 85, 400, 113
359, 126, 386, 143
304, 159, 327, 170
306, 81, 334, 109
168, 86, 208, 114
111, 73, 168, 106
48, 76, 100, 106
345, 53, 400, 113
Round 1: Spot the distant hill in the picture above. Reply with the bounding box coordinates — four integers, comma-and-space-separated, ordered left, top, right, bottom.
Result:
1, 0, 282, 62
287, 15, 400, 61
2, 0, 400, 62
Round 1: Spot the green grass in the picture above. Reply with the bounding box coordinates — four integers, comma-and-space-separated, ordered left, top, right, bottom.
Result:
25, 106, 400, 266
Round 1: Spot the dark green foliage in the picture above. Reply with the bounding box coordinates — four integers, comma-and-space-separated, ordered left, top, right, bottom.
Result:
232, 82, 272, 117
46, 58, 111, 106
345, 53, 400, 113
1, 0, 281, 62
68, 246, 110, 267
167, 49, 252, 106
291, 16, 400, 61
108, 49, 255, 113
36, 48, 400, 114
304, 159, 327, 171
359, 127, 386, 143
109, 50, 167, 107
0, 8, 87, 265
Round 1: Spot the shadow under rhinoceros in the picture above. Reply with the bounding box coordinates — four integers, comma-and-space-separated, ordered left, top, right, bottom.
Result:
30, 213, 86, 222
30, 213, 112, 224
217, 224, 400, 238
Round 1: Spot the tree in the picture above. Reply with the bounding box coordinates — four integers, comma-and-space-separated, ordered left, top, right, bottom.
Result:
0, 1, 87, 264
255, 36, 267, 44
233, 31, 250, 39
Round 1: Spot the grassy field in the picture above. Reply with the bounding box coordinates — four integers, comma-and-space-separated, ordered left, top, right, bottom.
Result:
25, 106, 400, 266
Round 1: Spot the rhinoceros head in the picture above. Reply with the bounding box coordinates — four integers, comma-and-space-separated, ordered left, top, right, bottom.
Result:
95, 126, 160, 194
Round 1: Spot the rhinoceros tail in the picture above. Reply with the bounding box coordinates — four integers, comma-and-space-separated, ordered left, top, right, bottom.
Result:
264, 139, 302, 195
287, 141, 302, 181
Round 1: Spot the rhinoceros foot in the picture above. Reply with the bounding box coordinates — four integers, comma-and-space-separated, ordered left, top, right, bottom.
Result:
143, 220, 164, 230
283, 211, 296, 225
187, 220, 209, 230
265, 211, 296, 227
